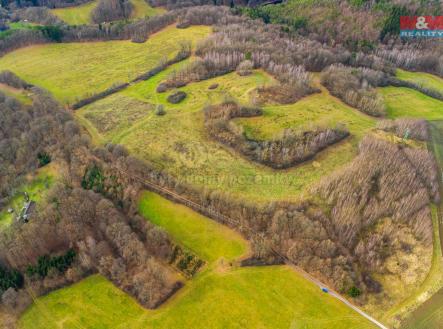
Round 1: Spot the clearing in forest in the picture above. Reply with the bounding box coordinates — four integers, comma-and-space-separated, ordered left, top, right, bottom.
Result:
19, 192, 377, 329
0, 163, 57, 228
0, 25, 211, 105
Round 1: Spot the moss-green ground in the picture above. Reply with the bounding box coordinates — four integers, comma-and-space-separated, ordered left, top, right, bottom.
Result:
19, 192, 376, 329
0, 25, 211, 105
51, 0, 164, 25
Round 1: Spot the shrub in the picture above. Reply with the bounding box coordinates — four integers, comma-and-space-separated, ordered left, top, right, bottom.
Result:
156, 83, 167, 93
167, 91, 187, 104
0, 265, 23, 294
81, 164, 105, 193
155, 104, 166, 116
348, 286, 361, 298
37, 152, 51, 167
38, 25, 63, 42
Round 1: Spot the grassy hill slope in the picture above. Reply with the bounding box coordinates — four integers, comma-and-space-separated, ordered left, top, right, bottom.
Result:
0, 25, 210, 105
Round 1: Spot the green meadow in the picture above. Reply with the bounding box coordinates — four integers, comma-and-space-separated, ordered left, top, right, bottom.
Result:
138, 191, 248, 262
0, 25, 211, 105
379, 86, 443, 120
19, 192, 376, 329
51, 0, 164, 25
51, 1, 98, 25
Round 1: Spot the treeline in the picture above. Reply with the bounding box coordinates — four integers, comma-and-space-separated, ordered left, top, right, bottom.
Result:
4, 0, 92, 9
10, 7, 63, 25
91, 0, 133, 24
0, 10, 178, 56
204, 101, 349, 169
377, 45, 443, 79
321, 64, 388, 117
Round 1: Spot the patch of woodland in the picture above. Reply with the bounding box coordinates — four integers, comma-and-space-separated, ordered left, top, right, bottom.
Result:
11, 7, 63, 25
376, 118, 429, 141
255, 84, 320, 105
4, 0, 92, 9
0, 86, 74, 208
148, 0, 275, 11
377, 43, 443, 79
307, 135, 438, 290
167, 90, 186, 104
0, 70, 31, 89
321, 64, 389, 117
0, 90, 205, 325
91, 0, 133, 24
161, 15, 350, 93
204, 101, 349, 169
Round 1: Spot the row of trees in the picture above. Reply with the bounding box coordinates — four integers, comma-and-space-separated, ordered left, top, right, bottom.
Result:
321, 64, 387, 117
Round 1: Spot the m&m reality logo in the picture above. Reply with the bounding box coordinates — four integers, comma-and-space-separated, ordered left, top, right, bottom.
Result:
400, 16, 443, 37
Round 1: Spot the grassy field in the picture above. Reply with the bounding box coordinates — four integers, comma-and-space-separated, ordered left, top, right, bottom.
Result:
379, 86, 443, 120
397, 69, 443, 92
0, 25, 211, 105
19, 191, 376, 329
51, 1, 98, 25
19, 267, 377, 329
0, 163, 57, 229
51, 0, 164, 25
77, 67, 375, 202
138, 191, 248, 262
0, 83, 32, 104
